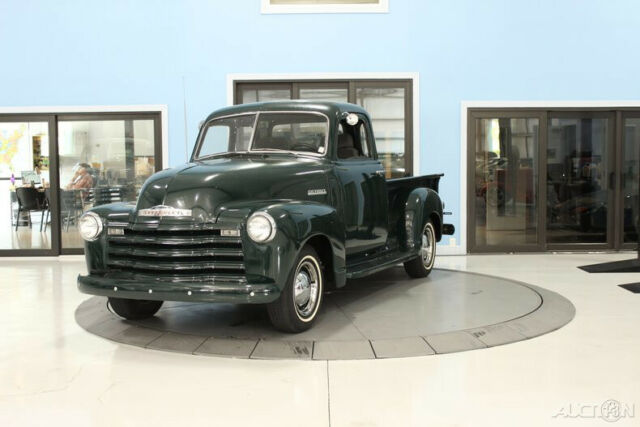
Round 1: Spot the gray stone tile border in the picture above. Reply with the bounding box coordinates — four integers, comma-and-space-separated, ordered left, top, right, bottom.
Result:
75, 269, 575, 360
194, 337, 258, 358
313, 340, 375, 360
147, 332, 208, 353
251, 340, 313, 360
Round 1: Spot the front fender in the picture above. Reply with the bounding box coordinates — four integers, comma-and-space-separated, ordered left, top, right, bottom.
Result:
404, 188, 443, 251
84, 202, 136, 274
219, 200, 346, 291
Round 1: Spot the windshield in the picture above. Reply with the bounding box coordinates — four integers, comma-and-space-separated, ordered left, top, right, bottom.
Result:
196, 112, 328, 159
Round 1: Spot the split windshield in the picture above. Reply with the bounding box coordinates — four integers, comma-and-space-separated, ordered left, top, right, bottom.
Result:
196, 112, 328, 159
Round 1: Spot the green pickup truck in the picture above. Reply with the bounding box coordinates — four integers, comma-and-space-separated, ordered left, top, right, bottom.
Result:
77, 101, 454, 332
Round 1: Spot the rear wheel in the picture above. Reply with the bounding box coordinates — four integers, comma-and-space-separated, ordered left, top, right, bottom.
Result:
108, 298, 163, 320
267, 245, 324, 333
404, 220, 436, 278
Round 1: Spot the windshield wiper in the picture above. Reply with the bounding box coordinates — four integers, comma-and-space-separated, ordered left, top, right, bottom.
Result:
251, 148, 319, 158
197, 151, 248, 161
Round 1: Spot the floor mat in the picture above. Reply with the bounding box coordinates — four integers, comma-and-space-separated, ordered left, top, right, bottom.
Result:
619, 283, 640, 293
578, 258, 640, 273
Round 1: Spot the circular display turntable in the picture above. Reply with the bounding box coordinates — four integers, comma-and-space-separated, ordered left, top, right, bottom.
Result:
76, 267, 575, 360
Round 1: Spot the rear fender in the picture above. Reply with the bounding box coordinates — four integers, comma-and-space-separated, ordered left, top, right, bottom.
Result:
403, 188, 443, 251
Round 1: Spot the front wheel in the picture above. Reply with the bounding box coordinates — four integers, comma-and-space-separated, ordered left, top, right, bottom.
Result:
267, 245, 324, 333
404, 220, 436, 278
108, 297, 163, 320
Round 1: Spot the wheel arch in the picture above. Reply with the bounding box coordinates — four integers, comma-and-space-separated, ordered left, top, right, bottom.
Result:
404, 187, 444, 249
302, 234, 337, 289
254, 201, 347, 289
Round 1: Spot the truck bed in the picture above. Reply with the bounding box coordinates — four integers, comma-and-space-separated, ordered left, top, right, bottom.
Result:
386, 173, 444, 251
387, 173, 443, 194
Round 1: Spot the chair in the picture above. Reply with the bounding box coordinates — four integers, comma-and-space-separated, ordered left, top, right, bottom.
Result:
60, 190, 80, 232
42, 188, 51, 232
15, 187, 45, 231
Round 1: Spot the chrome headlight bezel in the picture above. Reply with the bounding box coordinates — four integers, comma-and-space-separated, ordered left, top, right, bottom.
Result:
78, 212, 104, 241
247, 211, 276, 243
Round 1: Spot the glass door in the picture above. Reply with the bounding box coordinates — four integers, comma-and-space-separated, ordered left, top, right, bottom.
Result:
56, 115, 161, 253
546, 112, 615, 249
0, 116, 59, 255
620, 113, 640, 248
468, 111, 544, 252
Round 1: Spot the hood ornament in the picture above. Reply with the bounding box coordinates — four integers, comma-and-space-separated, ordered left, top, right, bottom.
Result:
138, 205, 192, 217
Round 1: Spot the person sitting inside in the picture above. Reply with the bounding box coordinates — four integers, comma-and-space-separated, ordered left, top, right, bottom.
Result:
65, 163, 94, 190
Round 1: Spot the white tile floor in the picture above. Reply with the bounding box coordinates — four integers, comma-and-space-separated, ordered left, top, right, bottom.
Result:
1, 253, 639, 426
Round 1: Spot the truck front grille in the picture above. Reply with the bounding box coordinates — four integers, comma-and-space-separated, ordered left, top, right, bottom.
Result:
105, 225, 245, 280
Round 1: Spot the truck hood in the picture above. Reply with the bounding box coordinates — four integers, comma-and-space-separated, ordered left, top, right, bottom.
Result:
135, 155, 330, 222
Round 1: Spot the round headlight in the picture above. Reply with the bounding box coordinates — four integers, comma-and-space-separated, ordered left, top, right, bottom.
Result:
78, 212, 103, 241
247, 212, 276, 243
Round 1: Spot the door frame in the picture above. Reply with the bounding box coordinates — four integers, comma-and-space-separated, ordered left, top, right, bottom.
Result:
466, 110, 547, 253
463, 101, 640, 253
0, 105, 167, 257
0, 114, 59, 256
545, 110, 616, 251
56, 112, 164, 255
619, 111, 640, 250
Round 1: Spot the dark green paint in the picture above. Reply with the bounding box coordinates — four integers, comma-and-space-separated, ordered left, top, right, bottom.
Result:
78, 102, 452, 304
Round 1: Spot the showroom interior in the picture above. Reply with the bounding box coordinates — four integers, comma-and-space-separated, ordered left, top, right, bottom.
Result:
1, 1, 639, 426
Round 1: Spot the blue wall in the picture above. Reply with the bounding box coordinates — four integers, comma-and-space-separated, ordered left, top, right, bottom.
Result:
2, 0, 640, 248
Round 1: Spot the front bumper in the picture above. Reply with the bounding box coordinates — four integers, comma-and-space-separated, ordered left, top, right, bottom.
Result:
77, 274, 281, 304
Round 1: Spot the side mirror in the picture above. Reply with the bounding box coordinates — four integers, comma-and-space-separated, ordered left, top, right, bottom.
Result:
341, 112, 359, 126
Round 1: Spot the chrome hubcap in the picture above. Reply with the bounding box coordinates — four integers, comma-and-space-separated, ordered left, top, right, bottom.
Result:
420, 225, 435, 268
293, 258, 320, 319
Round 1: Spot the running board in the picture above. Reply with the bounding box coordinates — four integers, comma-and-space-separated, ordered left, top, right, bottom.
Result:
346, 251, 418, 279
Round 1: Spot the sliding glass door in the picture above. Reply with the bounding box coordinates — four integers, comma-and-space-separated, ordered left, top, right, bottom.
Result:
469, 112, 544, 252
468, 108, 637, 253
546, 112, 615, 249
0, 116, 58, 255
621, 113, 640, 247
56, 115, 160, 252
0, 112, 162, 256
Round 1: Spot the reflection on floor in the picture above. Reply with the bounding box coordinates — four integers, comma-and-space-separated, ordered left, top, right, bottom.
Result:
1, 254, 639, 426
2, 204, 84, 250
2, 225, 84, 250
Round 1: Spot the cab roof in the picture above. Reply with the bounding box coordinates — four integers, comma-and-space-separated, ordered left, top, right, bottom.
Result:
204, 100, 369, 121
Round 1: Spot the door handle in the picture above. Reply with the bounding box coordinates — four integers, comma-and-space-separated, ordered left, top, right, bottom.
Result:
609, 172, 616, 190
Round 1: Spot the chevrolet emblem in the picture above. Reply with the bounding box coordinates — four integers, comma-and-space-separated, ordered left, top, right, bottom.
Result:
138, 205, 192, 217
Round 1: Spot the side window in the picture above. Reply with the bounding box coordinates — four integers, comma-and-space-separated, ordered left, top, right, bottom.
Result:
337, 119, 374, 160
358, 122, 371, 158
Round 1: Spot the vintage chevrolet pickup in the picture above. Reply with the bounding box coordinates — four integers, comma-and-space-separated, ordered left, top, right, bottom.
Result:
77, 101, 454, 332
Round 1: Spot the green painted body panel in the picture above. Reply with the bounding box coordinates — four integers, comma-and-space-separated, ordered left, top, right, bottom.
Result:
78, 101, 449, 304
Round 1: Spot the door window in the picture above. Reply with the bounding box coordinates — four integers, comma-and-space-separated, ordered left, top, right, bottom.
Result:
57, 119, 158, 250
473, 117, 539, 248
622, 117, 640, 243
547, 116, 611, 244
0, 121, 52, 250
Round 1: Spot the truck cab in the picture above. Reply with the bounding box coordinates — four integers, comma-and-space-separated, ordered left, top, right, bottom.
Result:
77, 101, 453, 332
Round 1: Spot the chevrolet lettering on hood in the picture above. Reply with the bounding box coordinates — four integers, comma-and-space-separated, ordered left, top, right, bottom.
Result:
77, 101, 454, 333
138, 205, 192, 217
